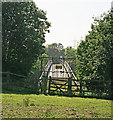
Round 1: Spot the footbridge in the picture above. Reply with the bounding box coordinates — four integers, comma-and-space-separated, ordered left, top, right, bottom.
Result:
39, 57, 80, 96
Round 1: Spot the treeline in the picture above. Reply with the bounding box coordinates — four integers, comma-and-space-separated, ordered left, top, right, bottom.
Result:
75, 9, 113, 95
44, 43, 76, 58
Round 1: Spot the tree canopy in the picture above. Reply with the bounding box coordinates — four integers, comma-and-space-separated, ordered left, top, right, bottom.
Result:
2, 2, 51, 75
45, 43, 65, 58
75, 9, 113, 93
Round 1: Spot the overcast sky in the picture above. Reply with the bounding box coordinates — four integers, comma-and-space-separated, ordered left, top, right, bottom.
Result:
33, 0, 112, 48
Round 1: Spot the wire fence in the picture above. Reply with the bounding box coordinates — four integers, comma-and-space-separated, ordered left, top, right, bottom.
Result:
2, 71, 41, 94
1, 70, 112, 100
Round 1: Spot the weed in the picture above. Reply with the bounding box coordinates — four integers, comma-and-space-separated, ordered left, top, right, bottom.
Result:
23, 97, 30, 107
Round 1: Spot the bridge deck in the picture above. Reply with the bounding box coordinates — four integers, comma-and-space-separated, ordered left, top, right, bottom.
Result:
48, 64, 69, 78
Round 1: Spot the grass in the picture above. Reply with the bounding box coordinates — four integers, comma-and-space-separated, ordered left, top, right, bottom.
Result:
2, 94, 112, 118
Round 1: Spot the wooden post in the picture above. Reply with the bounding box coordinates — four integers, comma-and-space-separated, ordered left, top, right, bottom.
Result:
44, 76, 48, 95
34, 79, 38, 94
40, 81, 42, 94
80, 79, 82, 96
48, 76, 51, 94
68, 77, 72, 96
7, 71, 10, 89
41, 59, 43, 74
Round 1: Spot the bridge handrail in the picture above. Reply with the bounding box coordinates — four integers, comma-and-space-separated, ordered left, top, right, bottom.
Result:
63, 61, 77, 80
39, 60, 52, 79
65, 61, 79, 89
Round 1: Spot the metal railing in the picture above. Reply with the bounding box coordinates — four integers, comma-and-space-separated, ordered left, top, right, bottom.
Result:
39, 60, 53, 79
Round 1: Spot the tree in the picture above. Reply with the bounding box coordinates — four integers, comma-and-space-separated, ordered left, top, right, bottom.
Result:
2, 2, 51, 75
65, 46, 76, 58
45, 43, 65, 57
65, 46, 76, 71
76, 9, 113, 94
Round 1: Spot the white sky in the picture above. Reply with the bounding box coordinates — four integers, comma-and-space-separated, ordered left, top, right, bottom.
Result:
33, 0, 112, 48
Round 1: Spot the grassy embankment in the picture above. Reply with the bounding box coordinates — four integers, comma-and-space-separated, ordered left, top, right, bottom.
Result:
2, 94, 111, 118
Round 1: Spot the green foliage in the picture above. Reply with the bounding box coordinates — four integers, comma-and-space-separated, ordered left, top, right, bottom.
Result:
65, 46, 76, 58
64, 46, 77, 71
2, 2, 51, 76
24, 53, 49, 93
75, 9, 113, 94
2, 94, 111, 118
45, 43, 65, 57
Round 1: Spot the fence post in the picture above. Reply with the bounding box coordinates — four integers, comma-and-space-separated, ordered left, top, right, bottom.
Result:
34, 78, 39, 94
44, 76, 48, 95
48, 76, 51, 94
40, 80, 42, 94
80, 79, 82, 96
7, 71, 10, 89
41, 59, 43, 74
68, 77, 72, 96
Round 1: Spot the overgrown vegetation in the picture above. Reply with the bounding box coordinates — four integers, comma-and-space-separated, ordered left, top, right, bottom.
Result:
75, 9, 113, 96
2, 94, 111, 118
